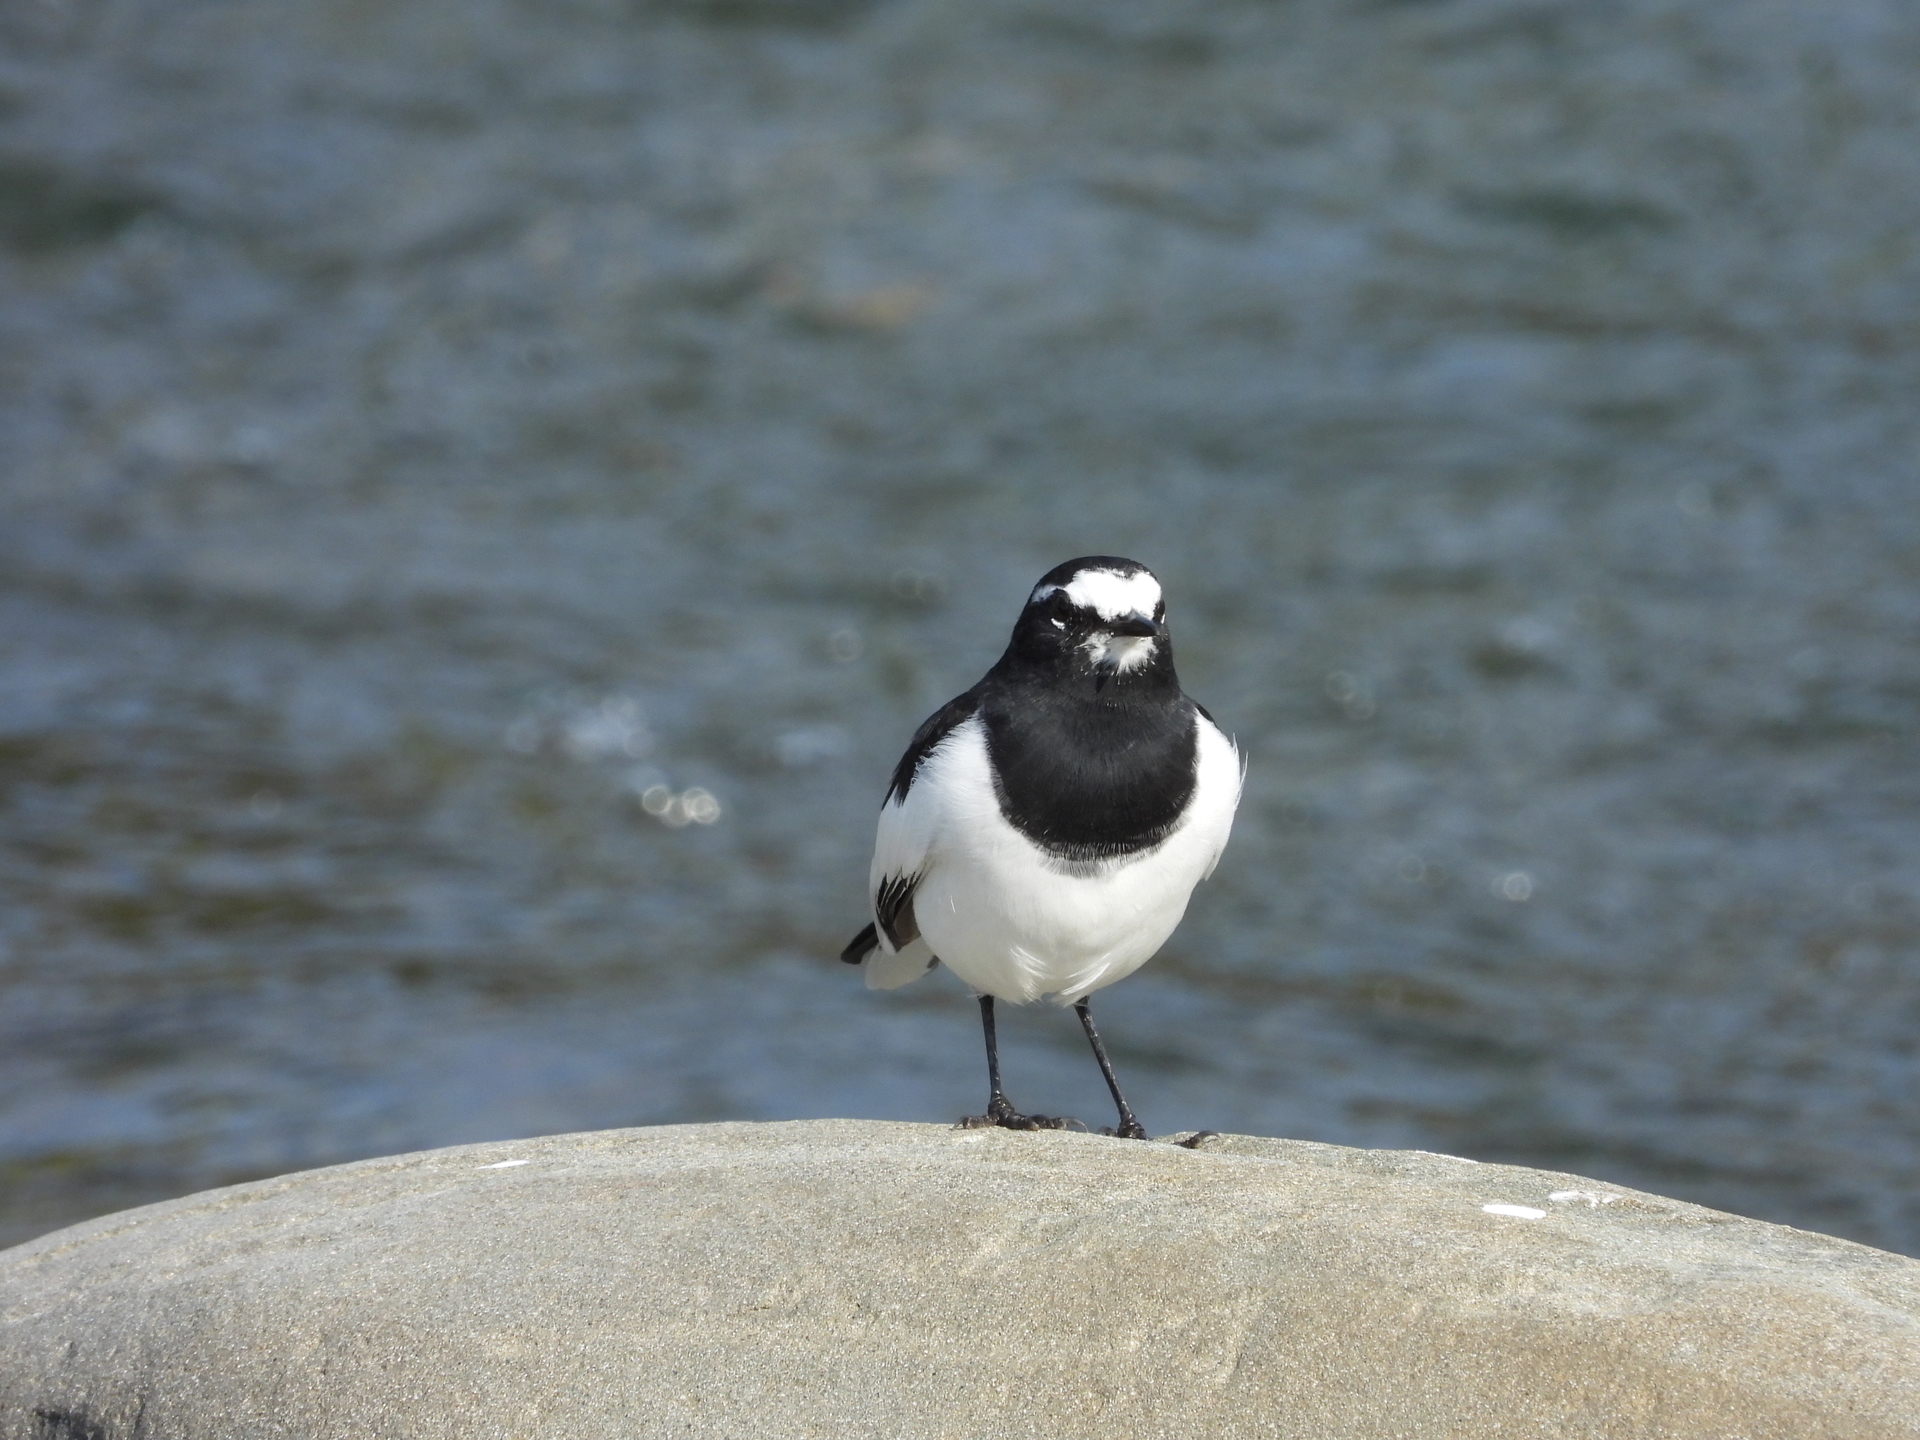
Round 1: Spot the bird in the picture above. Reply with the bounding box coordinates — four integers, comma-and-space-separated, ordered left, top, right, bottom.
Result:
841, 555, 1242, 1139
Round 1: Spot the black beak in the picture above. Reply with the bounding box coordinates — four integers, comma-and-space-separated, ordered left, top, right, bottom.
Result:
1107, 614, 1161, 638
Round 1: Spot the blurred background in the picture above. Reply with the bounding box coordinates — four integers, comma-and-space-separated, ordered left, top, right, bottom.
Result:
2, 0, 1918, 1255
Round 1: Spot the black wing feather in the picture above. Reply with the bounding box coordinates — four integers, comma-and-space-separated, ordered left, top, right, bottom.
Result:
873, 871, 921, 951
884, 690, 980, 806
840, 923, 878, 965
843, 689, 974, 966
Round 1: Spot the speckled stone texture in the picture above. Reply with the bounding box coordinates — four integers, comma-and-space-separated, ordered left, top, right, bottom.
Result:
3, 1120, 1917, 1439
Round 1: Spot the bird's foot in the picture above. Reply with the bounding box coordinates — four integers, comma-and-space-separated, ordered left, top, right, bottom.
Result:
1100, 1119, 1151, 1141
958, 1097, 1077, 1132
1174, 1130, 1220, 1149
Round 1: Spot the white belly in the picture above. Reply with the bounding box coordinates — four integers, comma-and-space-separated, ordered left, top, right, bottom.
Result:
908, 713, 1240, 1005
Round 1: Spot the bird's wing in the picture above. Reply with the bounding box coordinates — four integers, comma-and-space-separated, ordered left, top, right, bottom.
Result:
863, 935, 936, 991
840, 920, 936, 989
884, 689, 982, 807
1190, 706, 1245, 882
866, 691, 979, 956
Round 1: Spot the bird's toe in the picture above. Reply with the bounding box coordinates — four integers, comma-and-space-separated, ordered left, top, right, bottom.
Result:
956, 1108, 1079, 1132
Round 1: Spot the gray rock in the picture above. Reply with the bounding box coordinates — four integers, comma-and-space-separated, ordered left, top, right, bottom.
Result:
3, 1120, 1917, 1438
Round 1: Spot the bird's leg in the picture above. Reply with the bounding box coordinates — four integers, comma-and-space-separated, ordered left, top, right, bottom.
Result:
959, 995, 1074, 1131
1075, 999, 1148, 1140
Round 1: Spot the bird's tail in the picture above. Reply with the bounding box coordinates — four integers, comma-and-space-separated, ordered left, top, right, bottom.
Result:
840, 923, 937, 991
840, 923, 879, 966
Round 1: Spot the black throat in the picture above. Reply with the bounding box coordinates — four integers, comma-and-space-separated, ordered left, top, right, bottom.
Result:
978, 652, 1197, 864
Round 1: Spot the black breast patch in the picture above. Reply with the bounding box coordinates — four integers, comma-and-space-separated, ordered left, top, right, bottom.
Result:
982, 693, 1197, 862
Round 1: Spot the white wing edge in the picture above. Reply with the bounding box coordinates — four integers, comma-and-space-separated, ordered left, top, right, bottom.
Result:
861, 717, 973, 991
864, 935, 934, 990
1194, 714, 1244, 882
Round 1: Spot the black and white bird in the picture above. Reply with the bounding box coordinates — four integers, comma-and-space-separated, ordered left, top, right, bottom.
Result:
841, 556, 1242, 1139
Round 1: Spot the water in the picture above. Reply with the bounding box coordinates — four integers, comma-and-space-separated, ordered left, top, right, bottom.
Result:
3, 0, 1918, 1254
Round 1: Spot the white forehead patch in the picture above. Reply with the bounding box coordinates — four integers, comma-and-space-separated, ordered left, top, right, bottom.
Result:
1030, 568, 1162, 621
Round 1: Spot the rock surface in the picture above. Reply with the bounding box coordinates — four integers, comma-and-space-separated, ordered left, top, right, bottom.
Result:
3, 1120, 1918, 1439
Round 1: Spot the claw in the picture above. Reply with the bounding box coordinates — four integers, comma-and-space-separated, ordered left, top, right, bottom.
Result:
958, 1098, 1078, 1131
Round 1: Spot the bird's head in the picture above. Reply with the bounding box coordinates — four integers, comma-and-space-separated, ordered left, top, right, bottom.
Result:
1005, 556, 1173, 692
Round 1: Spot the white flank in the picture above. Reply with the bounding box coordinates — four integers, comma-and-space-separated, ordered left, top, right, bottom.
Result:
1031, 568, 1163, 621
863, 710, 1240, 1005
